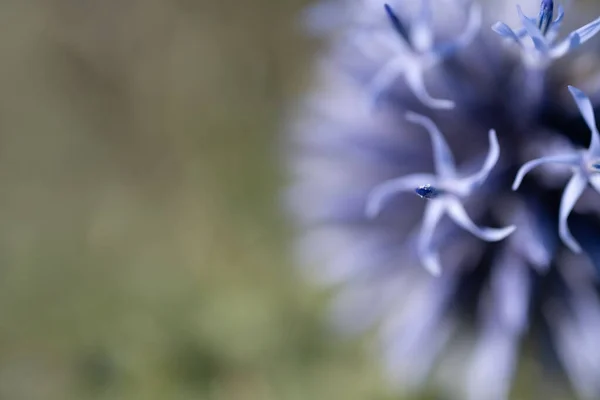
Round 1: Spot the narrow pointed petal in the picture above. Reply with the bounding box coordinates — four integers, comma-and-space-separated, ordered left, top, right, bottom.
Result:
550, 34, 581, 59
559, 172, 587, 253
370, 56, 408, 107
457, 3, 482, 47
410, 0, 433, 52
517, 5, 550, 53
432, 4, 481, 59
492, 22, 524, 44
589, 175, 600, 193
405, 112, 456, 178
417, 200, 447, 276
446, 197, 516, 242
512, 154, 581, 190
571, 15, 600, 43
466, 329, 519, 400
546, 6, 564, 43
405, 66, 455, 110
459, 129, 500, 192
552, 16, 600, 59
366, 173, 436, 218
568, 86, 600, 156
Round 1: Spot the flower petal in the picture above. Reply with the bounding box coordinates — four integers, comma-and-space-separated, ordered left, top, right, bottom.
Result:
405, 66, 455, 110
568, 85, 600, 156
370, 56, 408, 107
410, 0, 433, 52
570, 14, 600, 43
517, 5, 550, 53
551, 15, 600, 59
458, 129, 500, 192
366, 173, 436, 218
457, 2, 482, 47
445, 197, 516, 242
547, 4, 565, 39
492, 22, 524, 44
512, 154, 581, 190
405, 111, 456, 178
559, 172, 587, 253
550, 34, 581, 59
435, 3, 482, 57
417, 200, 447, 276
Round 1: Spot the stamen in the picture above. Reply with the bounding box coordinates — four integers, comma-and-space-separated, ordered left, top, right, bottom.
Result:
384, 4, 413, 48
537, 0, 554, 35
415, 184, 440, 199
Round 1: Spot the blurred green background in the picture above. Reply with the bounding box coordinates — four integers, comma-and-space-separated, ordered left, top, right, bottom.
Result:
0, 1, 401, 399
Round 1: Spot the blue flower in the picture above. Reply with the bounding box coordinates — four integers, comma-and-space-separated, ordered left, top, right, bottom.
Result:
493, 1, 600, 66
366, 112, 515, 275
370, 1, 481, 109
287, 0, 600, 398
513, 86, 600, 253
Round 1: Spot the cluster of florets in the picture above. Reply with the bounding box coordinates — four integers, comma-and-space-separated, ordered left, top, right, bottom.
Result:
366, 0, 600, 276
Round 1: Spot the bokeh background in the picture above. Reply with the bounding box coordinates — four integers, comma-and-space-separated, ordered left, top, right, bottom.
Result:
2, 1, 600, 400
0, 1, 404, 399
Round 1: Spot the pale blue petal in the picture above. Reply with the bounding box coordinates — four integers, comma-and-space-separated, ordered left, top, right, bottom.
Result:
548, 4, 565, 34
590, 175, 600, 193
492, 22, 524, 44
458, 129, 500, 192
552, 15, 600, 59
445, 197, 516, 242
370, 56, 408, 107
410, 0, 433, 52
417, 200, 446, 276
405, 112, 456, 178
568, 85, 600, 156
517, 5, 550, 53
405, 66, 455, 110
465, 329, 519, 400
512, 154, 581, 190
455, 2, 482, 47
366, 173, 436, 218
559, 172, 587, 253
572, 15, 600, 43
550, 34, 581, 59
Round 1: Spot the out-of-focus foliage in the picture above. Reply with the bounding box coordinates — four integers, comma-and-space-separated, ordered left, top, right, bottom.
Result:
0, 1, 403, 399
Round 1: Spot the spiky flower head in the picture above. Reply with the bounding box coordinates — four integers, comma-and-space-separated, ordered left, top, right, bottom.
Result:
286, 0, 600, 399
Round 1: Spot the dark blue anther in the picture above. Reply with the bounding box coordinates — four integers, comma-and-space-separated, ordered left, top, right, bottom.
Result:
415, 184, 439, 199
537, 0, 554, 35
592, 161, 600, 171
384, 4, 413, 48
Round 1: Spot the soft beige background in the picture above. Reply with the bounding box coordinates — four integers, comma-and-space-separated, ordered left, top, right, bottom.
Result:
0, 1, 598, 399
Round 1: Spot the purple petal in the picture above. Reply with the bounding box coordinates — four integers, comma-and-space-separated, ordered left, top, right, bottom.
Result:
458, 129, 500, 192
405, 66, 455, 110
445, 197, 516, 242
568, 85, 600, 156
517, 5, 550, 53
512, 154, 581, 190
417, 200, 447, 275
559, 172, 587, 253
406, 112, 456, 178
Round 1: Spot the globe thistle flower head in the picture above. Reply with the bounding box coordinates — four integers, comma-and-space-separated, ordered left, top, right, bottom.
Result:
370, 1, 481, 109
492, 1, 600, 67
365, 112, 515, 275
513, 86, 600, 254
286, 0, 600, 398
